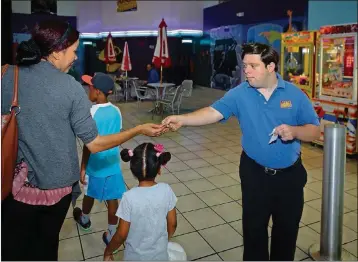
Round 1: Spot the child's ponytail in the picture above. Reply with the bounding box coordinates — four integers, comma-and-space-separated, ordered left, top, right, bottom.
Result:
120, 149, 133, 162
158, 152, 171, 166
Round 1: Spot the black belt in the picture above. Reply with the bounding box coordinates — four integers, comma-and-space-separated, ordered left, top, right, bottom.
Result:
242, 151, 302, 176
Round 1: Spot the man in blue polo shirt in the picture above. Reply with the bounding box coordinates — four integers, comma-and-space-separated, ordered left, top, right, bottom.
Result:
142, 63, 160, 99
143, 63, 160, 84
162, 43, 320, 261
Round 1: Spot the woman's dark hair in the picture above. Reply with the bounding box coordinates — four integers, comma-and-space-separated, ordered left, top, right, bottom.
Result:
121, 143, 171, 181
16, 20, 80, 66
241, 43, 279, 72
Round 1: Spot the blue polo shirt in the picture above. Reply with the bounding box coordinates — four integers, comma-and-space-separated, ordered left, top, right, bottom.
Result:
148, 69, 160, 83
86, 102, 123, 178
211, 73, 319, 169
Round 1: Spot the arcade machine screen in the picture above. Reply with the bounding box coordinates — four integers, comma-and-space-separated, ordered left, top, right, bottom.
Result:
283, 46, 312, 87
212, 39, 238, 90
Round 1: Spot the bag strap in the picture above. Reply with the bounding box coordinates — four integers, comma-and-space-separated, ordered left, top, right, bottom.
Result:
1, 64, 9, 78
1, 64, 19, 107
12, 66, 19, 107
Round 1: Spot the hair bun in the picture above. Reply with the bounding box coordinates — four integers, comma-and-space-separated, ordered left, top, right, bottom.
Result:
159, 152, 171, 166
16, 39, 42, 66
120, 149, 132, 162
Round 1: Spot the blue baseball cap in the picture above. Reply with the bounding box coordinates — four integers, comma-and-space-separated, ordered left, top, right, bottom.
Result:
82, 72, 114, 95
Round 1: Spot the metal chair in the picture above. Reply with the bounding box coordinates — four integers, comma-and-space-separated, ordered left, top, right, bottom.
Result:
132, 80, 155, 108
156, 85, 185, 117
181, 80, 193, 98
111, 82, 124, 102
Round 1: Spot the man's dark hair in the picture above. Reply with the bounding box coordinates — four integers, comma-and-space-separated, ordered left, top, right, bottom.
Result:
241, 43, 279, 72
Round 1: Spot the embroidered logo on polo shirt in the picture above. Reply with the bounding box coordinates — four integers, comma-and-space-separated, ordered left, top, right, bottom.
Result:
280, 100, 292, 108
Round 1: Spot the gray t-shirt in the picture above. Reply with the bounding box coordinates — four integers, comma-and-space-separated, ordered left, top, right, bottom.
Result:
1, 62, 98, 189
116, 183, 177, 261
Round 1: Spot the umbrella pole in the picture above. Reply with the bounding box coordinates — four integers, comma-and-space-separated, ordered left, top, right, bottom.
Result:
125, 70, 128, 102
160, 65, 163, 85
158, 65, 164, 117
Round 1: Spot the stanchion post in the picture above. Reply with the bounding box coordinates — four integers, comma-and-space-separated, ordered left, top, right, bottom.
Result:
308, 124, 353, 261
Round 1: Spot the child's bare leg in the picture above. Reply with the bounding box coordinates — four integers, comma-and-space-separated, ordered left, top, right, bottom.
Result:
82, 195, 95, 215
106, 199, 119, 241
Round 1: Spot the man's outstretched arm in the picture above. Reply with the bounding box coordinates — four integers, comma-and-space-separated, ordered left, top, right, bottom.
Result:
162, 107, 223, 131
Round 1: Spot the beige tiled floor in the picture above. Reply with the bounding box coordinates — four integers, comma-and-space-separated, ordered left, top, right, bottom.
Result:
60, 86, 358, 261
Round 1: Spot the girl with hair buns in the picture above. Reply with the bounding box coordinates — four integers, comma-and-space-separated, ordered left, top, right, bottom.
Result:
1, 20, 165, 260
103, 143, 186, 261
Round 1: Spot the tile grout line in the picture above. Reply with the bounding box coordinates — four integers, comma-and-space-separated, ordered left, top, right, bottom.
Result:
177, 180, 247, 260
307, 223, 358, 243
192, 189, 248, 255
176, 199, 226, 260
174, 174, 238, 259
76, 216, 86, 261
192, 253, 223, 261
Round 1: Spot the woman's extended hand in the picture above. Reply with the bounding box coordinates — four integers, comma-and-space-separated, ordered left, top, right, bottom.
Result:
139, 123, 169, 137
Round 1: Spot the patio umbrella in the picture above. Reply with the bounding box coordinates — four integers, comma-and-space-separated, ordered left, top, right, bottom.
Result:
104, 32, 117, 72
121, 41, 132, 77
152, 18, 171, 84
121, 41, 132, 101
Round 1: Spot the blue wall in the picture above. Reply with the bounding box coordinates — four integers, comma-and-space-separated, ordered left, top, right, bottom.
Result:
204, 0, 308, 31
308, 1, 358, 30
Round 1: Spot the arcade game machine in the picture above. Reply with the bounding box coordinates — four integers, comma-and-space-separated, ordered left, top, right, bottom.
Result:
312, 23, 358, 155
209, 24, 244, 90
280, 31, 320, 99
211, 38, 239, 90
